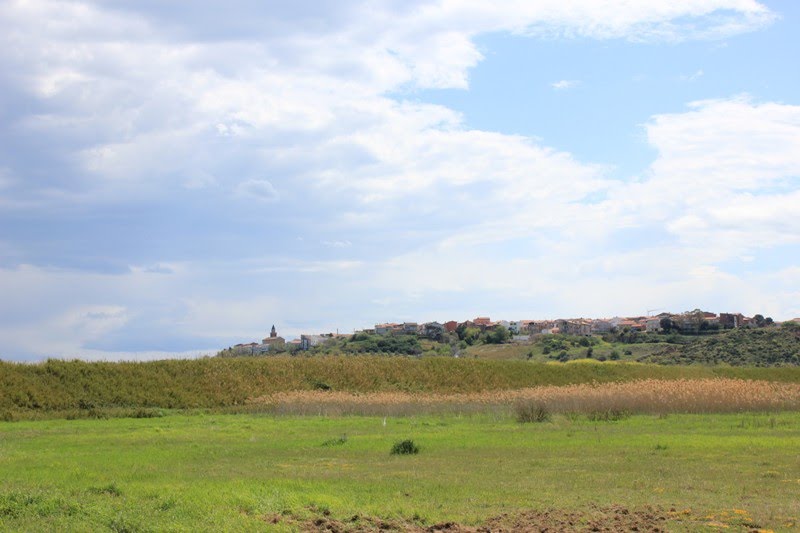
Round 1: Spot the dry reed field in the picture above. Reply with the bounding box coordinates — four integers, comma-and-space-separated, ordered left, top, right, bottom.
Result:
245, 378, 800, 416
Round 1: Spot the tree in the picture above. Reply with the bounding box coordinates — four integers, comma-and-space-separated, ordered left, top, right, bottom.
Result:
754, 314, 766, 327
456, 324, 481, 345
660, 317, 674, 333
486, 326, 510, 344
681, 309, 708, 334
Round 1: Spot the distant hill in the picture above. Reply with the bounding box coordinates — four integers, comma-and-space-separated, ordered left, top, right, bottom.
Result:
640, 323, 800, 366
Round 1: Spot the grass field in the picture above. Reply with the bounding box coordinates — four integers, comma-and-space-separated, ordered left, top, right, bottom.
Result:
1, 412, 799, 531
5, 357, 800, 421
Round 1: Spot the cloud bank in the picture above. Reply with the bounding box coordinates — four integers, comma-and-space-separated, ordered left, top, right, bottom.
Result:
0, 0, 795, 360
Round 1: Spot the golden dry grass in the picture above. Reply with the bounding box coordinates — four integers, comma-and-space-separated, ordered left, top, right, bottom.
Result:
245, 378, 800, 417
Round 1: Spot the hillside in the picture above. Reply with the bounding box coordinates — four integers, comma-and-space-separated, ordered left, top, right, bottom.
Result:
640, 323, 800, 366
464, 335, 676, 362
4, 357, 800, 420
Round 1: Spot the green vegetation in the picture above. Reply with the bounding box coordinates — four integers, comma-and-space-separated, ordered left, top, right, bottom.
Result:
514, 401, 551, 423
456, 323, 510, 345
390, 439, 419, 455
217, 319, 800, 366
5, 357, 800, 421
466, 333, 677, 362
1, 413, 798, 531
314, 333, 425, 356
642, 322, 800, 366
464, 324, 800, 367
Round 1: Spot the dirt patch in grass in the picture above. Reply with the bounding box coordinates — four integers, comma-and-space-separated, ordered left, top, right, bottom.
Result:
274, 505, 681, 532
478, 505, 673, 532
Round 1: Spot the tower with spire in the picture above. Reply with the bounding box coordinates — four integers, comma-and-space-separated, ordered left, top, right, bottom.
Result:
261, 324, 285, 348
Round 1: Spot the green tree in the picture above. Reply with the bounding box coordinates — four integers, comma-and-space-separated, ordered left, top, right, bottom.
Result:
486, 326, 510, 344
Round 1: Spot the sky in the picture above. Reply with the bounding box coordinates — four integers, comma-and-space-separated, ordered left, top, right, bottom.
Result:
1, 0, 799, 361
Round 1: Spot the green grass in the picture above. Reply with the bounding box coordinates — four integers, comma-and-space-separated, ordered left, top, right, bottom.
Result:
1, 412, 799, 530
4, 357, 800, 421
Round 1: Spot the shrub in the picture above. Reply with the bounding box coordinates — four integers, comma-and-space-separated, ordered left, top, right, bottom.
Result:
587, 409, 630, 422
515, 401, 551, 423
108, 514, 143, 533
130, 408, 164, 419
390, 439, 419, 455
88, 483, 122, 497
321, 435, 348, 447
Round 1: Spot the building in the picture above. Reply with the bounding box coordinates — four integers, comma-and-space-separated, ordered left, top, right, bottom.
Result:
645, 317, 662, 332
402, 322, 419, 334
555, 319, 592, 336
617, 319, 645, 331
261, 325, 285, 348
375, 323, 401, 335
719, 313, 745, 329
473, 317, 492, 329
300, 334, 327, 350
591, 319, 614, 333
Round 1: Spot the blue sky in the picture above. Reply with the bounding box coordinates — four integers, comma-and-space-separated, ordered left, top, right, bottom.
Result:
1, 0, 798, 361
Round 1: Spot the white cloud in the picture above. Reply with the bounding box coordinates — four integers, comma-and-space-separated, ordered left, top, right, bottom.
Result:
0, 0, 775, 207
632, 97, 800, 254
0, 0, 793, 359
551, 79, 580, 90
359, 95, 800, 320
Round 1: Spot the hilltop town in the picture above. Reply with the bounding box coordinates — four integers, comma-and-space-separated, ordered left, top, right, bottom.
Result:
221, 309, 794, 357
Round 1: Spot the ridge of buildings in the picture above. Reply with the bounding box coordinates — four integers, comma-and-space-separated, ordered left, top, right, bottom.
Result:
228, 310, 781, 353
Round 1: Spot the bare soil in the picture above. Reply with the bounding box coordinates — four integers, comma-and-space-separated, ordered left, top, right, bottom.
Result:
267, 505, 695, 532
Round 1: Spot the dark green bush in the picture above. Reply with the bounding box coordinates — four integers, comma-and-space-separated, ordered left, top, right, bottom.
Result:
515, 401, 551, 423
390, 439, 419, 455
